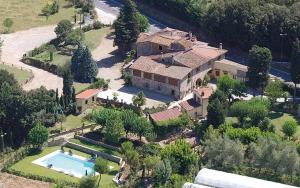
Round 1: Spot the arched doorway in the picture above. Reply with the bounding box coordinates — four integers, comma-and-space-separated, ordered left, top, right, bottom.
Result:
196, 78, 202, 87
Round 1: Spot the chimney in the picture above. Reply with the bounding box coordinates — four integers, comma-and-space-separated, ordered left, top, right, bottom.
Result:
219, 43, 223, 50
160, 52, 163, 62
189, 31, 192, 41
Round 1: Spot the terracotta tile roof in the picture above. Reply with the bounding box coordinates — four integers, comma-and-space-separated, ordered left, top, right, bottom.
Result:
150, 108, 182, 122
180, 98, 201, 111
174, 46, 227, 69
130, 56, 192, 80
194, 87, 214, 99
76, 89, 100, 99
137, 28, 190, 46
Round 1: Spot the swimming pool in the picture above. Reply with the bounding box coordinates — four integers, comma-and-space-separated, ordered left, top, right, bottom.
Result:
32, 150, 95, 178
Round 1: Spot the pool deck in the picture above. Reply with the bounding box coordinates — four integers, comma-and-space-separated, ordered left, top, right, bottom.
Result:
32, 150, 96, 178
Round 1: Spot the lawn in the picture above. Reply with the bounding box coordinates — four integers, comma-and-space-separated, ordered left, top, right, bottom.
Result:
84, 27, 112, 50
0, 63, 33, 84
10, 146, 118, 188
226, 112, 300, 140
269, 112, 300, 140
50, 114, 91, 132
74, 82, 91, 94
69, 138, 121, 157
0, 0, 77, 32
32, 27, 112, 67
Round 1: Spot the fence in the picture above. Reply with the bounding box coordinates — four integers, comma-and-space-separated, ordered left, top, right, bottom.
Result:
64, 142, 123, 164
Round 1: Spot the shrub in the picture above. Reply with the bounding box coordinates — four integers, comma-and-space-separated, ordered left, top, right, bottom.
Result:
155, 113, 192, 136
93, 21, 103, 29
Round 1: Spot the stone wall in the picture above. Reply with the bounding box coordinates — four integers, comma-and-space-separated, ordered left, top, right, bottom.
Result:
74, 135, 121, 152
64, 142, 122, 164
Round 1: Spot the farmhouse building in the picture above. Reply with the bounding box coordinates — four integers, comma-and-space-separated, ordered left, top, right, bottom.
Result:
128, 28, 248, 99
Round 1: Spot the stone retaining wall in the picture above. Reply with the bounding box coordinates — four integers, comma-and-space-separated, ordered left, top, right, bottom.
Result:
64, 142, 122, 164
75, 135, 120, 152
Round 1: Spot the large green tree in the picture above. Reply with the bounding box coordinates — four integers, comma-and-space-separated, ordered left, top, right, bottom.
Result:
265, 79, 284, 106
103, 117, 125, 144
161, 139, 197, 175
71, 44, 98, 83
133, 117, 152, 141
28, 122, 49, 149
203, 134, 244, 169
62, 69, 73, 102
247, 45, 272, 94
217, 75, 246, 102
94, 157, 109, 186
79, 176, 97, 188
282, 119, 298, 140
132, 91, 146, 108
290, 39, 300, 101
113, 0, 149, 52
207, 98, 225, 128
55, 19, 73, 39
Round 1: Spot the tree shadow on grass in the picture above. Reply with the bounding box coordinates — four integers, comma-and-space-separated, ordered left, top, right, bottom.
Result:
269, 111, 284, 120
28, 148, 43, 156
108, 170, 118, 176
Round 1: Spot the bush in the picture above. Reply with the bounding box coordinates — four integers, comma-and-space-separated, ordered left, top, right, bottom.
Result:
82, 24, 94, 32
155, 113, 192, 136
93, 21, 103, 29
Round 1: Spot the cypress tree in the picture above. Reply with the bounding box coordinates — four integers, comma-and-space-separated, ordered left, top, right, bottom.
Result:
71, 44, 98, 83
290, 39, 300, 101
63, 69, 73, 100
113, 0, 140, 53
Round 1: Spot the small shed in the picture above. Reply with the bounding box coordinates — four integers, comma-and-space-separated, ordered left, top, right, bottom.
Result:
76, 89, 100, 113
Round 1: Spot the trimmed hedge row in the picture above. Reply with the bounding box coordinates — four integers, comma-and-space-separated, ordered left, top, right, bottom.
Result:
3, 168, 77, 187
22, 57, 65, 77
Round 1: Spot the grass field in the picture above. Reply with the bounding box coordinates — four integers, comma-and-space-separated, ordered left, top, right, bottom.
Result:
0, 63, 33, 84
50, 114, 91, 132
270, 112, 300, 140
74, 82, 91, 94
226, 112, 300, 140
0, 0, 77, 32
32, 27, 112, 67
10, 146, 118, 188
69, 138, 121, 157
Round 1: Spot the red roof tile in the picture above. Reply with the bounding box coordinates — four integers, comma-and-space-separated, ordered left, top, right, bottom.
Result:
150, 108, 182, 122
180, 98, 201, 111
194, 87, 214, 99
76, 89, 99, 99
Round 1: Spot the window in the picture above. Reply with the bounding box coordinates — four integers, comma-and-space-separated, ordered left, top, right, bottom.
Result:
187, 73, 191, 83
223, 71, 228, 75
215, 70, 220, 76
196, 67, 200, 73
85, 100, 88, 104
159, 45, 163, 51
171, 90, 175, 95
92, 97, 95, 101
144, 83, 149, 88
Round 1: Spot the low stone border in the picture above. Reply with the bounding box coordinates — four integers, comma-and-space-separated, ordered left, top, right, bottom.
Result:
64, 142, 122, 164
74, 135, 120, 152
49, 123, 96, 139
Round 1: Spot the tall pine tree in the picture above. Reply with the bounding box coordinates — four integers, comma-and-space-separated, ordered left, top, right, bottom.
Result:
71, 44, 98, 83
63, 69, 73, 103
113, 0, 141, 53
247, 45, 272, 94
290, 39, 300, 101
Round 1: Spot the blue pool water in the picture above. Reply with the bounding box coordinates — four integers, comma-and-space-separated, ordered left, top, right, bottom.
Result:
40, 151, 95, 177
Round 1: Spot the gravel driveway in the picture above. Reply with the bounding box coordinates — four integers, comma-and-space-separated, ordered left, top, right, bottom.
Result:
1, 26, 63, 92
